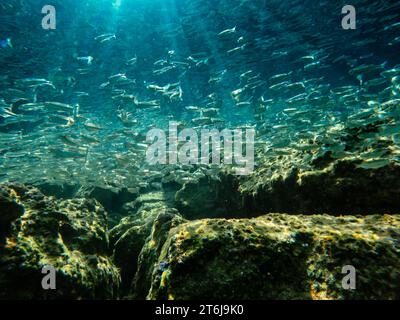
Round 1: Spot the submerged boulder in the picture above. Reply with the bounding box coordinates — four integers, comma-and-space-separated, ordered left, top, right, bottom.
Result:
173, 156, 400, 218
109, 191, 184, 296
137, 213, 400, 300
33, 182, 80, 199
0, 183, 120, 299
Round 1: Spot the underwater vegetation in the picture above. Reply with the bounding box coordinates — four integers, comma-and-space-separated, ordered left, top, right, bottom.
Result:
1, 0, 400, 299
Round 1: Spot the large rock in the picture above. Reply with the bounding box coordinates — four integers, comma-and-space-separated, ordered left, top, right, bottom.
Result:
33, 182, 80, 199
173, 160, 400, 219
175, 174, 246, 219
76, 185, 139, 214
138, 213, 400, 300
0, 184, 120, 299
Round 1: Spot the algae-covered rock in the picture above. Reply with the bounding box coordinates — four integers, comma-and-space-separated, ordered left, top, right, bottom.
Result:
0, 187, 24, 227
109, 191, 184, 295
173, 156, 400, 218
139, 213, 400, 300
0, 183, 120, 299
240, 157, 400, 215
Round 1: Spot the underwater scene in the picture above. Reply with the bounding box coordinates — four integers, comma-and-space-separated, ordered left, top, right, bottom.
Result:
1, 0, 400, 300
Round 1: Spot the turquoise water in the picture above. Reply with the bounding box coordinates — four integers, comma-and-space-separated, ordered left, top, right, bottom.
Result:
0, 0, 400, 189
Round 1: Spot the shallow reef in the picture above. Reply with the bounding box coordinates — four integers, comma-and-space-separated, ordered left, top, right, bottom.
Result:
1, 179, 400, 299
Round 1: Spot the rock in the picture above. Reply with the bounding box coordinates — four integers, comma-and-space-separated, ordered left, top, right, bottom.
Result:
76, 185, 139, 215
171, 114, 400, 217
33, 182, 80, 199
236, 114, 400, 215
109, 191, 184, 296
138, 213, 400, 300
28, 183, 142, 227
0, 183, 120, 299
0, 186, 24, 228
132, 210, 185, 299
177, 151, 400, 217
175, 174, 245, 219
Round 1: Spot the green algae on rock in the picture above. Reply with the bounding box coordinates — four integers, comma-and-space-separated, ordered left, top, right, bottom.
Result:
0, 183, 120, 299
136, 213, 400, 300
